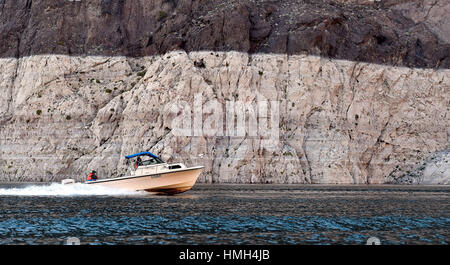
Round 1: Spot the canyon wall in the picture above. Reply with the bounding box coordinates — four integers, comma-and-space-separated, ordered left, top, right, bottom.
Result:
0, 52, 448, 184
0, 0, 449, 183
1, 0, 449, 68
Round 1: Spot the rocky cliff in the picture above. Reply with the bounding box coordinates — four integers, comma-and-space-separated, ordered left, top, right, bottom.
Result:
0, 0, 449, 184
0, 52, 448, 183
1, 0, 449, 68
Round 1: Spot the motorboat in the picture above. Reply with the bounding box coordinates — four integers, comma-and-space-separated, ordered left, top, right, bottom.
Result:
64, 152, 203, 195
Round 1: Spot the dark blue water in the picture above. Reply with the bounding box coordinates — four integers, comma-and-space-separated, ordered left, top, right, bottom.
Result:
0, 184, 448, 245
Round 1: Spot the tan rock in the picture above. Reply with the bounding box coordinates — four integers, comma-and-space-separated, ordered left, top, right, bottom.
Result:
0, 51, 448, 184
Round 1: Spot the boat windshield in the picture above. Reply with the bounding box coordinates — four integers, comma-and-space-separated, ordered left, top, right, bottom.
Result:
140, 156, 165, 166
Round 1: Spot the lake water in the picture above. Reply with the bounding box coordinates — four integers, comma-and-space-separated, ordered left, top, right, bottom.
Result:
0, 183, 448, 245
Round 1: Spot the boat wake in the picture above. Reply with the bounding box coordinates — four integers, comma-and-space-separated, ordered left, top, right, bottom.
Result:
0, 183, 144, 196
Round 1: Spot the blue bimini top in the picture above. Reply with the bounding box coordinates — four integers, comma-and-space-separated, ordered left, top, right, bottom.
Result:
125, 152, 159, 159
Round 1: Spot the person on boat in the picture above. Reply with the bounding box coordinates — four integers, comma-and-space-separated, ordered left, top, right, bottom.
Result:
135, 157, 142, 169
88, 170, 98, 181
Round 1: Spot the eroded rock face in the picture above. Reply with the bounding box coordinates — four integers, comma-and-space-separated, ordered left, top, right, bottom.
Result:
0, 0, 449, 68
0, 51, 448, 184
421, 151, 450, 185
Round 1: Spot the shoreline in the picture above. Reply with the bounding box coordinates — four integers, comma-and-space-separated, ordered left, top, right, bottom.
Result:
1, 182, 449, 188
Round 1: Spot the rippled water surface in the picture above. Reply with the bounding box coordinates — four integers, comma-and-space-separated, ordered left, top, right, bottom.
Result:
0, 183, 448, 245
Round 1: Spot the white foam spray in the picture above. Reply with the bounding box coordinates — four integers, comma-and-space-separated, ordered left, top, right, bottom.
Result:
0, 182, 145, 196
